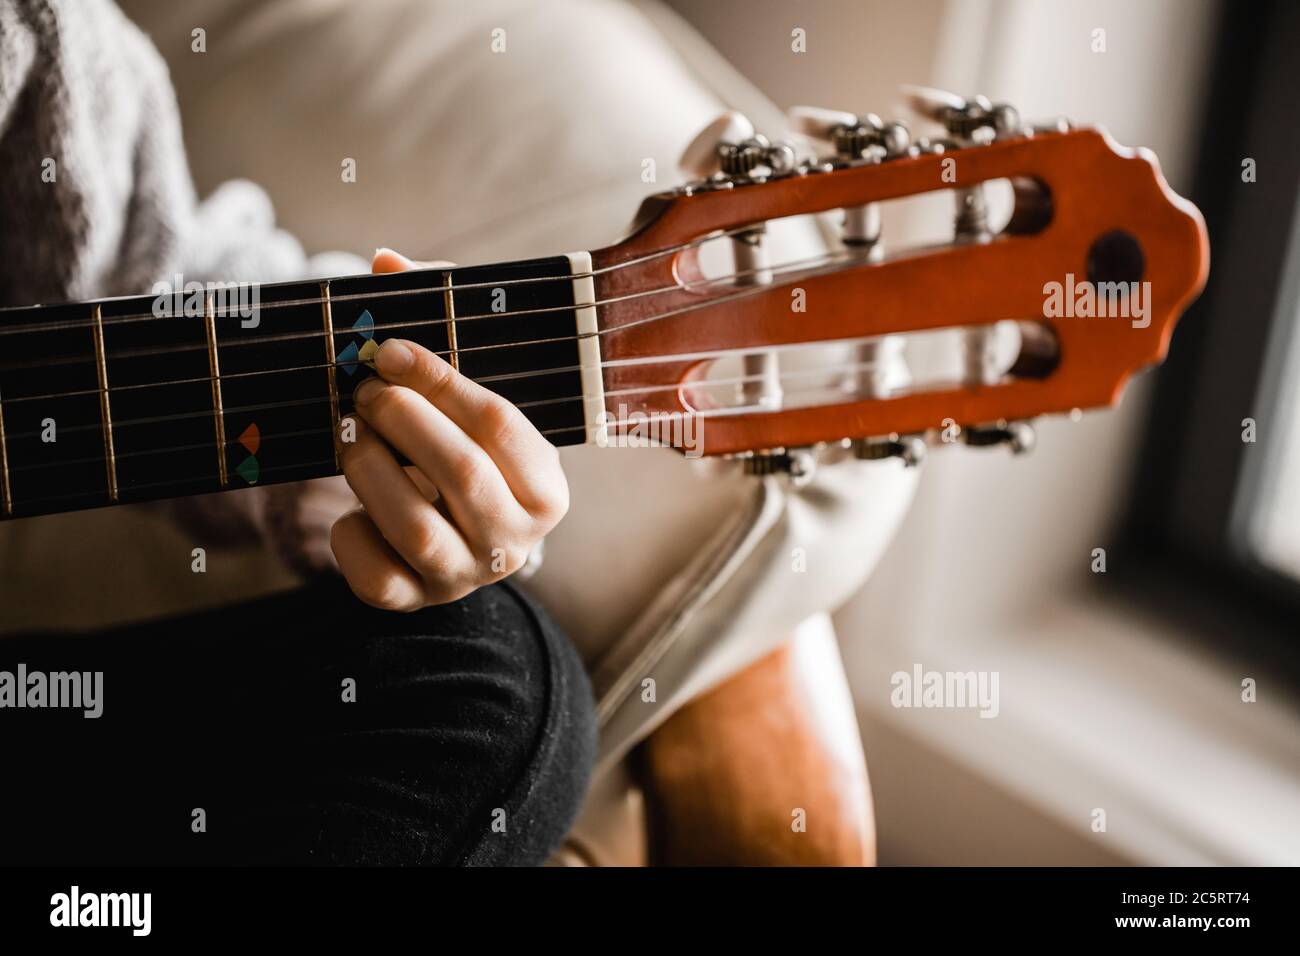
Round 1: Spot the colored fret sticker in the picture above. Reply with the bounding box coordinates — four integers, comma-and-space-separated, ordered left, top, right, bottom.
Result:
338, 309, 376, 375
213, 278, 336, 489
239, 422, 261, 455
235, 422, 260, 484
327, 270, 450, 418
235, 455, 260, 485
358, 338, 379, 366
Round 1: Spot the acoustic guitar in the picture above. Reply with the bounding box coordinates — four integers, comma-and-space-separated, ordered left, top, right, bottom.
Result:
0, 90, 1207, 521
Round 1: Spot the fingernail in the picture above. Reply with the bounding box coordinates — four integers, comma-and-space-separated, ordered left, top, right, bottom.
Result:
353, 376, 384, 406
376, 339, 413, 374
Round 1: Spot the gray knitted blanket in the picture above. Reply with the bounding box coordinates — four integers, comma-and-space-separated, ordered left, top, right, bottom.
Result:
0, 0, 366, 560
0, 0, 354, 309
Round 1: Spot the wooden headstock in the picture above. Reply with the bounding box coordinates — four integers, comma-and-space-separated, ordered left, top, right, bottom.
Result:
591, 125, 1208, 457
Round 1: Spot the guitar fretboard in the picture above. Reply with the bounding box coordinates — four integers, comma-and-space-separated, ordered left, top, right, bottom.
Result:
0, 254, 603, 520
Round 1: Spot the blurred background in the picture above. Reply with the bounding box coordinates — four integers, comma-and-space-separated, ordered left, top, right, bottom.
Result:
666, 0, 1300, 865
4, 0, 1294, 865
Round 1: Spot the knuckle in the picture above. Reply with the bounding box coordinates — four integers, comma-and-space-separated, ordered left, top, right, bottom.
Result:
445, 447, 494, 495
487, 543, 529, 580
328, 514, 352, 558
400, 514, 449, 574
350, 570, 417, 612
340, 436, 384, 483
371, 384, 423, 423
527, 473, 570, 528
481, 398, 523, 447
419, 355, 457, 403
423, 579, 475, 607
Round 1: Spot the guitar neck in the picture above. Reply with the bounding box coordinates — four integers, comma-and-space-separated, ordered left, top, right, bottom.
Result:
0, 253, 606, 520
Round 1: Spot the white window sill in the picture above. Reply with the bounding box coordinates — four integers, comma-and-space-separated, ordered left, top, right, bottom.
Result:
847, 592, 1300, 865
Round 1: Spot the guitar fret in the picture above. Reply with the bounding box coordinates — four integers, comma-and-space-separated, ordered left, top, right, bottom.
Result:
328, 269, 451, 422
0, 302, 111, 515
443, 273, 459, 371
0, 392, 11, 516
204, 292, 230, 488
214, 280, 337, 489
320, 280, 343, 471
101, 293, 222, 502
90, 303, 119, 503
449, 257, 586, 443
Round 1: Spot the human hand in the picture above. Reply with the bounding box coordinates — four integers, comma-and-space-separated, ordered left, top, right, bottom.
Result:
330, 249, 570, 609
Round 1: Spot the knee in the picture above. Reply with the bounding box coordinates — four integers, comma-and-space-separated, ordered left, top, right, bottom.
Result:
234, 580, 596, 866
361, 582, 597, 865
444, 583, 597, 865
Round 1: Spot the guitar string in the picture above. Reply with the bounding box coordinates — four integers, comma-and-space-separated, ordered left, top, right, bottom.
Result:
3, 354, 927, 509
0, 252, 875, 406
1, 364, 902, 500
0, 248, 856, 375
1, 357, 887, 449
7, 458, 343, 509
0, 224, 767, 338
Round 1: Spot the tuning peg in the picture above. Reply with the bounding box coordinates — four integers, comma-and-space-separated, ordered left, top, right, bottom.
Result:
788, 106, 910, 160
963, 420, 1036, 454
990, 103, 1022, 139
900, 84, 968, 123
680, 113, 788, 407
786, 105, 906, 250
678, 111, 756, 180
854, 434, 926, 467
744, 448, 817, 487
1031, 116, 1072, 135
901, 86, 1021, 143
788, 105, 860, 143
678, 112, 799, 185
900, 87, 1017, 245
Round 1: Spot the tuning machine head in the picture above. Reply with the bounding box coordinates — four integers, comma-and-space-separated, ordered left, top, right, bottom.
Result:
718, 134, 798, 179
900, 85, 1021, 144
743, 448, 818, 487
789, 105, 910, 162
853, 434, 927, 467
963, 420, 1037, 454
678, 111, 798, 189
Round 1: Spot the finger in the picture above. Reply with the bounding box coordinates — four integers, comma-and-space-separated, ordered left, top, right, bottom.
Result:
371, 247, 455, 275
339, 415, 477, 585
350, 376, 531, 544
370, 337, 566, 521
404, 465, 440, 502
330, 510, 426, 611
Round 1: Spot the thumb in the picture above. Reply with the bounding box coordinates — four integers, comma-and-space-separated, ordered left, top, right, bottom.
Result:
371, 247, 456, 274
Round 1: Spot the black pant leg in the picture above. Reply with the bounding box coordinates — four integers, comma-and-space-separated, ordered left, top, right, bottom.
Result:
0, 580, 596, 866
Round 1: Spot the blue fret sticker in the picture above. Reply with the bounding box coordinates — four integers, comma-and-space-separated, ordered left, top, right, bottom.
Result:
338, 340, 360, 374
354, 309, 374, 339
338, 309, 376, 375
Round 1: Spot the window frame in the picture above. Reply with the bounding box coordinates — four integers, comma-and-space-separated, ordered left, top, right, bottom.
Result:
1117, 0, 1300, 680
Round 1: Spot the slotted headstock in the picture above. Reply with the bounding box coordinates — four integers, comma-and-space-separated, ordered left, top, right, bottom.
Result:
590, 120, 1208, 458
